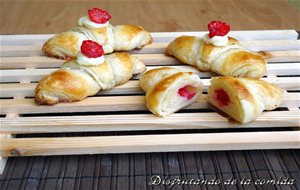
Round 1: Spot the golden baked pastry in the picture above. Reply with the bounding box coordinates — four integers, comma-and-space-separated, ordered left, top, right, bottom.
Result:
36, 40, 146, 105
140, 67, 203, 117
43, 8, 152, 59
207, 76, 284, 123
166, 21, 266, 78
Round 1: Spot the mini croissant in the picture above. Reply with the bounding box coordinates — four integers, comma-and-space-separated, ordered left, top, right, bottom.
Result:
207, 76, 284, 123
140, 67, 203, 117
43, 8, 152, 59
35, 49, 145, 105
166, 21, 266, 78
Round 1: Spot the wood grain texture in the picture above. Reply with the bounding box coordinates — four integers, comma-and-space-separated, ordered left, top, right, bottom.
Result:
1, 40, 300, 57
1, 111, 299, 134
0, 0, 299, 35
1, 93, 299, 114
1, 131, 299, 157
0, 30, 299, 160
1, 77, 299, 97
1, 50, 300, 69
1, 63, 300, 83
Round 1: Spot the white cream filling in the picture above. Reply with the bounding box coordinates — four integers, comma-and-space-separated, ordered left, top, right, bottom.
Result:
203, 33, 229, 46
78, 16, 109, 29
76, 52, 105, 66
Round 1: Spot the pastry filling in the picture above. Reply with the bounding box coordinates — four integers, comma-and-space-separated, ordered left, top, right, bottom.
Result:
215, 89, 230, 107
178, 85, 197, 100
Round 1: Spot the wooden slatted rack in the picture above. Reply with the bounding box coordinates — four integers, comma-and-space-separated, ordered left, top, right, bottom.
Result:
0, 30, 300, 174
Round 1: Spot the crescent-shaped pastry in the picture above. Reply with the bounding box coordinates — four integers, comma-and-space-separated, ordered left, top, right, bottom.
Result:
35, 52, 145, 105
207, 76, 284, 123
166, 21, 266, 78
140, 67, 203, 117
43, 8, 152, 59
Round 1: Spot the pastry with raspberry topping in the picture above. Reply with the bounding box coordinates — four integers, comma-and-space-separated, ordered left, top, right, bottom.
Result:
166, 21, 266, 78
35, 41, 146, 105
43, 7, 152, 60
140, 67, 203, 117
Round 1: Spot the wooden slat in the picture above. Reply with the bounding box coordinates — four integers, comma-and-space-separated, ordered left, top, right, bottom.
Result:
0, 96, 21, 174
266, 50, 300, 63
1, 51, 300, 69
1, 77, 300, 98
0, 95, 204, 114
0, 30, 298, 45
1, 40, 300, 57
0, 93, 299, 115
1, 131, 299, 157
151, 30, 299, 40
132, 40, 300, 54
0, 56, 63, 69
1, 64, 300, 83
0, 111, 299, 134
0, 134, 10, 174
0, 81, 142, 98
0, 66, 208, 83
0, 54, 178, 69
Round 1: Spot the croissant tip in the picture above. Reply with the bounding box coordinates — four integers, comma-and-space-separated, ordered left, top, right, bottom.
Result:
34, 96, 57, 105
42, 50, 70, 60
42, 44, 70, 60
257, 51, 272, 60
34, 89, 59, 105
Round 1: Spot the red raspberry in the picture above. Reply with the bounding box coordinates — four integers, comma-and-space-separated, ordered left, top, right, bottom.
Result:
215, 89, 230, 106
178, 85, 197, 100
80, 40, 104, 58
208, 21, 230, 38
88, 8, 111, 24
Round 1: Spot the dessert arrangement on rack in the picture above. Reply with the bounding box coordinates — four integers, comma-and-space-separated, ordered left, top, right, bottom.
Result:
36, 8, 284, 124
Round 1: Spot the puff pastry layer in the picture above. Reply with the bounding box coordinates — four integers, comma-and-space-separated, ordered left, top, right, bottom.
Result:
166, 36, 266, 78
43, 24, 152, 59
207, 76, 284, 123
35, 52, 146, 105
140, 67, 203, 117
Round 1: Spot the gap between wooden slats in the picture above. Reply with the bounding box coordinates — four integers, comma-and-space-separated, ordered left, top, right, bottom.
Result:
268, 75, 300, 113
1, 77, 300, 98
1, 64, 300, 83
1, 40, 300, 57
1, 131, 299, 157
0, 111, 299, 134
1, 50, 300, 69
0, 30, 298, 44
0, 93, 299, 115
0, 94, 24, 174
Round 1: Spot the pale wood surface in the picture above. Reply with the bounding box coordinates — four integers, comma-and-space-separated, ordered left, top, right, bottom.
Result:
1, 63, 300, 82
1, 40, 300, 56
0, 0, 300, 34
1, 131, 299, 157
1, 93, 299, 114
1, 77, 299, 97
0, 30, 299, 158
1, 111, 299, 134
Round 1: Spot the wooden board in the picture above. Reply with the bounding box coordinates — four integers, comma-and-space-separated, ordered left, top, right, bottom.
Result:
0, 30, 300, 172
1, 0, 300, 33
